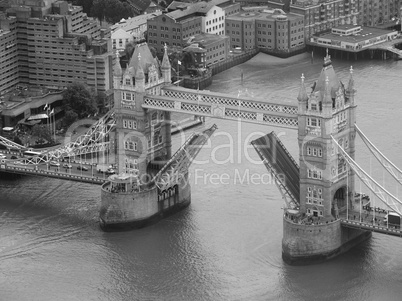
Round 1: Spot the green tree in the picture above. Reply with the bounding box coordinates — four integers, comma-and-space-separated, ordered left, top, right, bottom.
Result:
63, 82, 97, 119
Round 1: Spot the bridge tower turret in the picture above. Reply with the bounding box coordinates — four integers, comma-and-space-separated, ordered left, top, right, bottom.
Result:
283, 53, 370, 264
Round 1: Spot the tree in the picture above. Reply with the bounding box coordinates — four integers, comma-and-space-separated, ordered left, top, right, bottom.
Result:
71, 0, 94, 16
32, 124, 52, 143
95, 92, 108, 114
124, 41, 136, 61
91, 0, 135, 24
63, 82, 97, 119
64, 110, 79, 127
13, 136, 23, 146
149, 46, 157, 58
182, 51, 196, 69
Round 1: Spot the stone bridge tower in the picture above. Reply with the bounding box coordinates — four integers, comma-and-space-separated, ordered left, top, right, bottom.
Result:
282, 54, 371, 264
112, 43, 173, 178
297, 54, 356, 219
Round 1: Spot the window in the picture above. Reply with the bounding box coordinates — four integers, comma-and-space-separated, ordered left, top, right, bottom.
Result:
307, 147, 311, 155
308, 169, 322, 179
313, 148, 317, 156
151, 112, 158, 125
124, 138, 137, 151
123, 120, 128, 128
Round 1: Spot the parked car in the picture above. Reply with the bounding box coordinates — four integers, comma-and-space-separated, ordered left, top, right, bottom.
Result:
63, 163, 72, 169
11, 155, 18, 159
77, 165, 89, 171
49, 161, 60, 167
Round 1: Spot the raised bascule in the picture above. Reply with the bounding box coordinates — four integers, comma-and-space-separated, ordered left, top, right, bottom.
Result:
1, 42, 402, 264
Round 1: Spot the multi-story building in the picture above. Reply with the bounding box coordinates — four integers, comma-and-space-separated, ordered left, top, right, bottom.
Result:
226, 8, 305, 53
112, 28, 134, 51
111, 12, 162, 49
360, 0, 401, 27
147, 0, 240, 54
0, 0, 113, 95
190, 33, 230, 65
147, 8, 203, 54
0, 15, 18, 93
290, 0, 359, 40
203, 4, 225, 35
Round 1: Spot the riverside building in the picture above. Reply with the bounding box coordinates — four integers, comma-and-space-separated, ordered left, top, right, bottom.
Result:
0, 0, 113, 95
226, 8, 305, 53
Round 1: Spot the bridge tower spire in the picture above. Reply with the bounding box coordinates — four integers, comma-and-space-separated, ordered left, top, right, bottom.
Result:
297, 55, 357, 220
113, 50, 122, 89
161, 43, 171, 84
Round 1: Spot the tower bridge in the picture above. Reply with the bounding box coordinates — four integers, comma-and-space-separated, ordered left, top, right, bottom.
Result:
1, 42, 402, 264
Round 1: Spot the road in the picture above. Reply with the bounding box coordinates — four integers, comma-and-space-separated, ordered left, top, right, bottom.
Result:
0, 152, 112, 184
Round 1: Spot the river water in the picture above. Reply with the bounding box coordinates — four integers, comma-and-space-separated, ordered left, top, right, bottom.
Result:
1, 53, 402, 300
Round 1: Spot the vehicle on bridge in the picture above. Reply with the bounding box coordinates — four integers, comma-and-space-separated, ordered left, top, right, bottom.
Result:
384, 212, 401, 228
97, 163, 113, 174
77, 165, 89, 171
105, 168, 116, 175
49, 161, 60, 167
23, 149, 42, 158
63, 163, 72, 169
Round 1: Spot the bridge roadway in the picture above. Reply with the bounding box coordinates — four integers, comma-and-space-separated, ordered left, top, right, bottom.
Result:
0, 157, 108, 184
338, 195, 402, 237
340, 216, 402, 238
252, 132, 300, 203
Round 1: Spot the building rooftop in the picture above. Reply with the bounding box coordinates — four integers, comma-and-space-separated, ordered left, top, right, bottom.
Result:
167, 0, 234, 20
227, 8, 301, 21
128, 0, 152, 14
315, 26, 396, 44
291, 0, 334, 8
111, 12, 162, 33
191, 33, 228, 46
